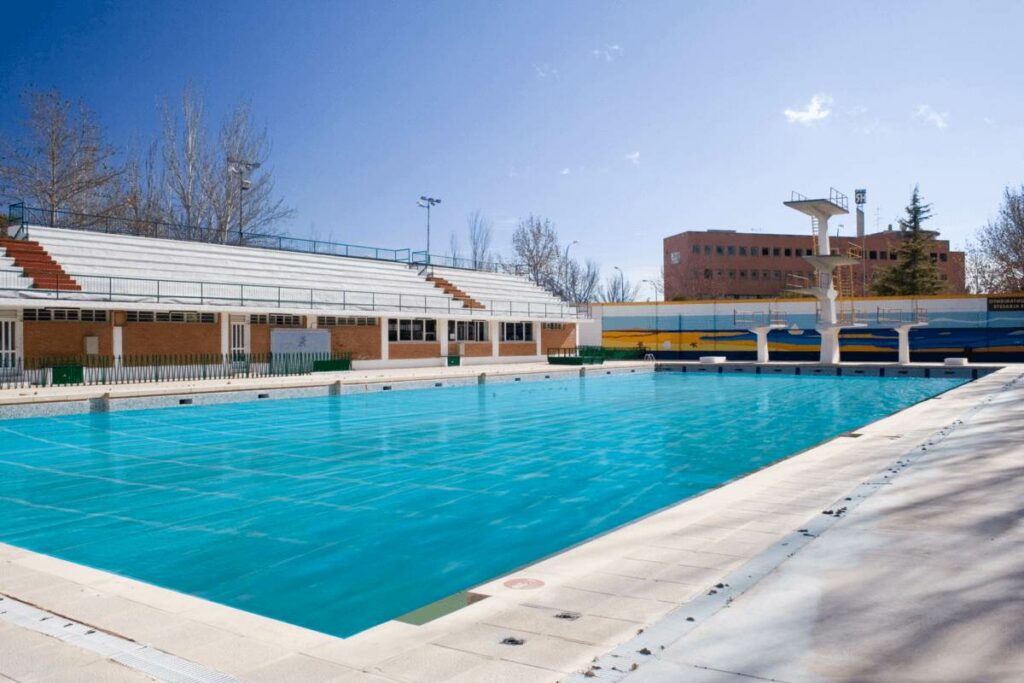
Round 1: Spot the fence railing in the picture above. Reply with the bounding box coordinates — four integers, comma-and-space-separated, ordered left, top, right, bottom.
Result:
411, 251, 527, 275
547, 346, 647, 360
0, 269, 588, 319
7, 204, 415, 263
0, 352, 352, 390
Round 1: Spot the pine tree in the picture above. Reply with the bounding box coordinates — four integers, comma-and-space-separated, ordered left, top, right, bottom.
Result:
871, 186, 944, 295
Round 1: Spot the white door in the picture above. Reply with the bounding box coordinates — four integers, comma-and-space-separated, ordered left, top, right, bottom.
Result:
230, 320, 249, 360
0, 318, 18, 370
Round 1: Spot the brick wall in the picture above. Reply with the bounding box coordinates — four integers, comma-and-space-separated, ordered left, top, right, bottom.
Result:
389, 342, 441, 359
121, 322, 220, 356
23, 321, 113, 361
499, 342, 537, 356
541, 323, 576, 352
328, 325, 381, 360
458, 342, 492, 357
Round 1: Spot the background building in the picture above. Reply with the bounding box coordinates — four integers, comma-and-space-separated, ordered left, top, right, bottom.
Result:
664, 228, 966, 300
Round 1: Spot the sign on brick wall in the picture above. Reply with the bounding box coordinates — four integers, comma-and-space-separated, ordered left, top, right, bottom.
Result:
987, 297, 1024, 312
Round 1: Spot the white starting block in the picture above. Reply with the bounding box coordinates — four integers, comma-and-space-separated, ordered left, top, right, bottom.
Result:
944, 357, 969, 366
699, 356, 727, 365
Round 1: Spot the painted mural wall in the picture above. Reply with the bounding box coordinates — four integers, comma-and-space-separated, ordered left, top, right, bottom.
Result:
598, 295, 1024, 362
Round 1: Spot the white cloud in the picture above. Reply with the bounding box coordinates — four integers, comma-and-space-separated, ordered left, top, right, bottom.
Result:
559, 168, 571, 175
914, 104, 948, 129
591, 44, 623, 63
783, 94, 833, 125
624, 151, 640, 166
532, 63, 558, 79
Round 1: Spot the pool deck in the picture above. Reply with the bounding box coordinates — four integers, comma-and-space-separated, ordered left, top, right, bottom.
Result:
1, 362, 1022, 682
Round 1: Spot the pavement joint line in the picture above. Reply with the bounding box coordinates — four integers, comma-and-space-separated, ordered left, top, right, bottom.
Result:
0, 592, 243, 683
563, 371, 1022, 682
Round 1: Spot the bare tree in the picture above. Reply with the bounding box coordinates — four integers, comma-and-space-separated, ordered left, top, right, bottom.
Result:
601, 270, 640, 302
160, 87, 292, 243
511, 215, 560, 286
466, 210, 493, 268
112, 141, 163, 233
555, 257, 602, 302
447, 232, 462, 265
0, 90, 121, 221
970, 186, 1024, 292
215, 100, 293, 244
161, 85, 212, 238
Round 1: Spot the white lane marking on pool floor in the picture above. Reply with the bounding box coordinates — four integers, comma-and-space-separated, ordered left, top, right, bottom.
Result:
0, 593, 243, 683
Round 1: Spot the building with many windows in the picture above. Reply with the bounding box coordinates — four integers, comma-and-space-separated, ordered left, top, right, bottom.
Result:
663, 228, 965, 300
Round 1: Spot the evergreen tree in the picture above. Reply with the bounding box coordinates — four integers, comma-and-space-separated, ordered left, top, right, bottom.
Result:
871, 186, 944, 295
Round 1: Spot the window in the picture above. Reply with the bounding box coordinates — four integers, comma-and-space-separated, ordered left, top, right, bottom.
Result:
716, 269, 724, 278
940, 253, 948, 262
501, 322, 533, 342
727, 246, 735, 256
751, 270, 758, 279
879, 250, 888, 260
728, 269, 736, 279
670, 251, 681, 264
448, 320, 487, 341
704, 245, 711, 256
703, 268, 712, 279
388, 318, 436, 342
250, 314, 303, 326
318, 316, 377, 327
691, 245, 701, 255
772, 247, 781, 257
869, 250, 877, 260
126, 310, 215, 323
739, 246, 747, 256
542, 323, 564, 330
784, 248, 792, 257
716, 245, 724, 255
23, 308, 108, 322
930, 253, 938, 262
762, 247, 770, 256
739, 270, 747, 278
773, 270, 781, 280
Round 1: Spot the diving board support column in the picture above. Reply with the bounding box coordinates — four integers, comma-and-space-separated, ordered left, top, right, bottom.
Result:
896, 325, 912, 365
819, 327, 841, 365
753, 327, 770, 363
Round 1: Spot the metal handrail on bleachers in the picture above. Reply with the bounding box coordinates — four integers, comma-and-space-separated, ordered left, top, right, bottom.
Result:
9, 204, 411, 263
0, 268, 589, 319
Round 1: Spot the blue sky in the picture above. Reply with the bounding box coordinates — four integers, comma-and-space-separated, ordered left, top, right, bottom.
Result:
2, 0, 1022, 287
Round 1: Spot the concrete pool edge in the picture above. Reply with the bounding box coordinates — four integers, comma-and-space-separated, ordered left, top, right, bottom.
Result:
0, 361, 652, 418
0, 363, 1017, 682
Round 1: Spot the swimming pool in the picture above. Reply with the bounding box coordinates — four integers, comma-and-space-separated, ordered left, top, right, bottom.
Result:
0, 372, 963, 637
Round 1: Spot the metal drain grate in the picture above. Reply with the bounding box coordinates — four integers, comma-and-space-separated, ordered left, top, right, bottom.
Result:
0, 594, 243, 683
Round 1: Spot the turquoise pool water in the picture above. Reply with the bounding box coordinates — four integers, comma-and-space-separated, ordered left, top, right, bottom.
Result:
0, 372, 963, 636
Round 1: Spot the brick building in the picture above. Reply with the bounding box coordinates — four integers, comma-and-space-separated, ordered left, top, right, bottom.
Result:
663, 228, 965, 300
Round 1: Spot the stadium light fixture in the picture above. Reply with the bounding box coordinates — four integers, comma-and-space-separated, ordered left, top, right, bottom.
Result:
228, 158, 261, 243
417, 196, 441, 255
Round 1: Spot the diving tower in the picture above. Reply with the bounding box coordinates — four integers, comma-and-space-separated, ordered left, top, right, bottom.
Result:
784, 188, 863, 364
734, 309, 787, 363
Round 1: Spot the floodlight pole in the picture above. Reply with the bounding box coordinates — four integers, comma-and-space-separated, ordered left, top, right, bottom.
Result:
418, 196, 441, 259
228, 158, 260, 243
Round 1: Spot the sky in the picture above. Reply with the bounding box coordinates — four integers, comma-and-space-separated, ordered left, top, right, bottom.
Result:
2, 0, 1023, 288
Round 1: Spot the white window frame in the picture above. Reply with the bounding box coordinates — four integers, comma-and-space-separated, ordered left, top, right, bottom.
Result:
501, 321, 533, 342
448, 320, 487, 342
388, 318, 437, 342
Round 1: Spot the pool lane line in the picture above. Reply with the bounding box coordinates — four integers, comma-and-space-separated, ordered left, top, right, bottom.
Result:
563, 371, 1020, 682
0, 592, 243, 683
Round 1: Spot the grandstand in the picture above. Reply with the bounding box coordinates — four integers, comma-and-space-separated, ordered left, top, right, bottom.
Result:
0, 208, 586, 370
